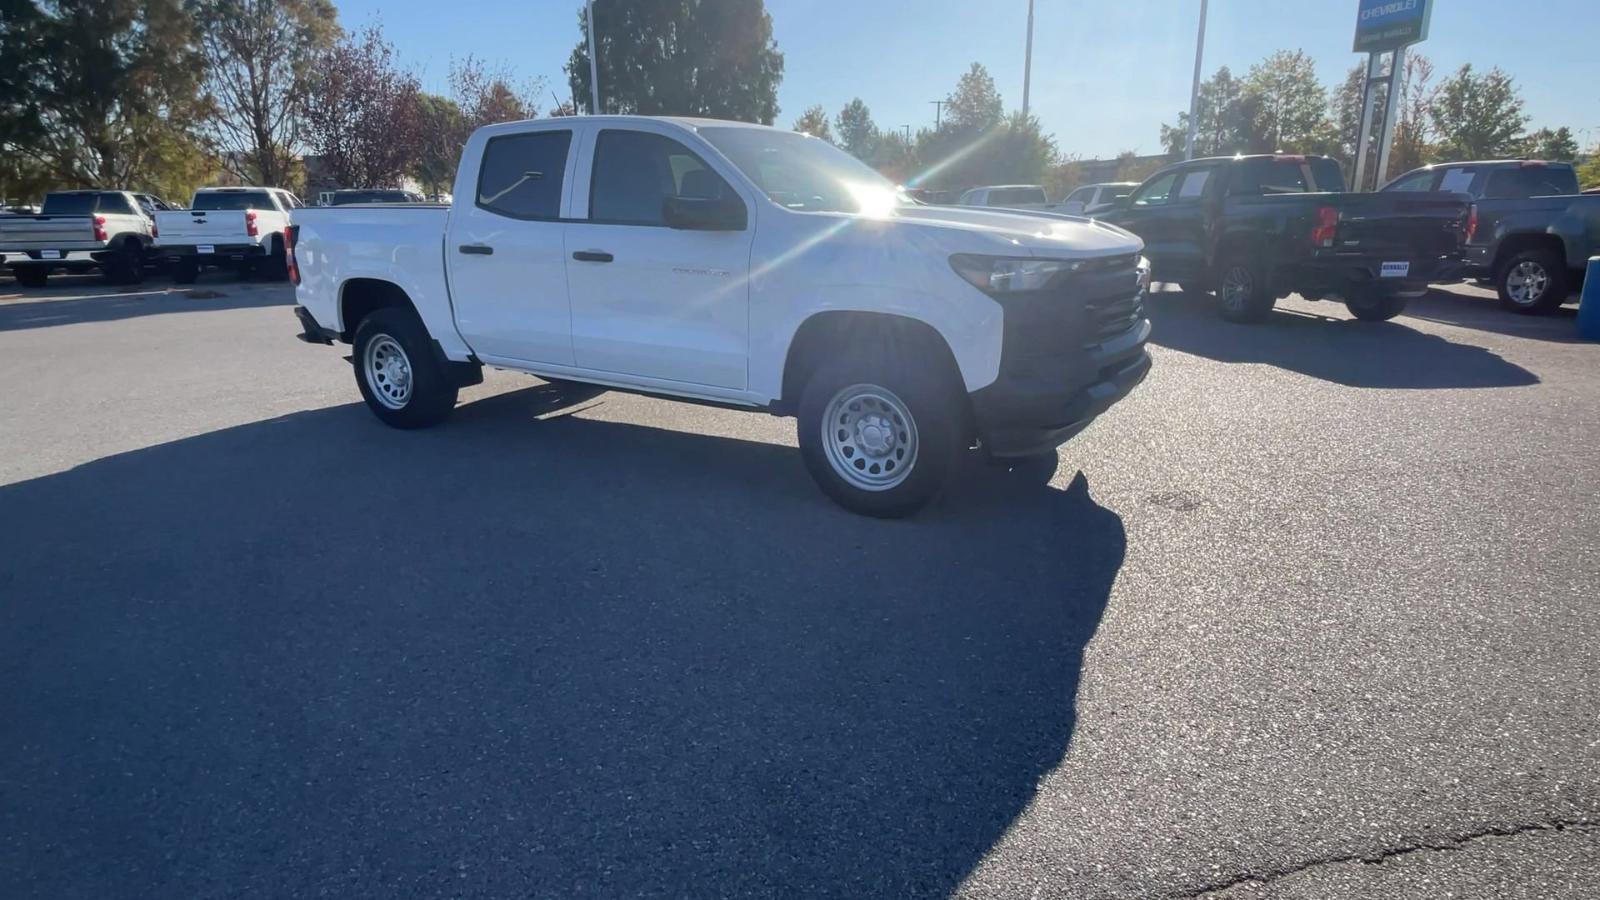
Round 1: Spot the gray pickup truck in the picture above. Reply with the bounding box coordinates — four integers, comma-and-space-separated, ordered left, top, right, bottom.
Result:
1382, 160, 1600, 313
0, 190, 176, 287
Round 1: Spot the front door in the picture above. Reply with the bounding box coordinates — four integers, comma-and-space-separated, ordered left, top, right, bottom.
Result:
563, 126, 754, 390
445, 126, 577, 365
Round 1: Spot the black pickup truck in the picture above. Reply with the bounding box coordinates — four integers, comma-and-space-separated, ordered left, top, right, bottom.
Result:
1381, 160, 1600, 313
1101, 154, 1469, 322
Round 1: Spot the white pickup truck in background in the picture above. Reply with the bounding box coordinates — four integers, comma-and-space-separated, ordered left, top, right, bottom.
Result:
290, 116, 1151, 517
155, 186, 301, 283
0, 190, 175, 287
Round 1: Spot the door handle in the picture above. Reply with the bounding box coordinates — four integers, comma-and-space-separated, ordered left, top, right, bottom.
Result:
572, 250, 613, 263
458, 244, 494, 255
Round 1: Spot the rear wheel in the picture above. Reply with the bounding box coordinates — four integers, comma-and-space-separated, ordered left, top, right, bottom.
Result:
14, 267, 50, 288
1215, 256, 1275, 323
173, 258, 199, 284
797, 350, 963, 518
1496, 248, 1568, 314
104, 242, 145, 285
352, 307, 459, 429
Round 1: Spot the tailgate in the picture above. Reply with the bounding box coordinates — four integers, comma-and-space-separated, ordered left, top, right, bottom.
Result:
156, 210, 250, 242
0, 216, 99, 249
1333, 192, 1469, 258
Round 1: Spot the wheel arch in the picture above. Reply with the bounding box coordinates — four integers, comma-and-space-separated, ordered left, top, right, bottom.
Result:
777, 310, 966, 416
338, 278, 420, 342
1492, 233, 1565, 276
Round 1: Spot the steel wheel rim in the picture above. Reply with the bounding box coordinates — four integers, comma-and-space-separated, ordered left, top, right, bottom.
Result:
1221, 265, 1253, 311
1506, 261, 1549, 305
821, 384, 919, 492
363, 335, 412, 409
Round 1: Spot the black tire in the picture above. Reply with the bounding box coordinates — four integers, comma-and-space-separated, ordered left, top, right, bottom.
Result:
266, 235, 289, 281
1214, 256, 1275, 323
796, 348, 964, 518
352, 307, 459, 429
103, 242, 145, 285
1496, 248, 1568, 314
14, 267, 50, 288
173, 258, 199, 284
1344, 289, 1408, 321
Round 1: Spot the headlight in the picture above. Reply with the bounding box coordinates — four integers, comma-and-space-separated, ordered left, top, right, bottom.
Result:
950, 254, 1082, 294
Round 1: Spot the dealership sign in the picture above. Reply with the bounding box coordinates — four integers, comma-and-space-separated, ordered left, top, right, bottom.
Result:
1354, 0, 1431, 52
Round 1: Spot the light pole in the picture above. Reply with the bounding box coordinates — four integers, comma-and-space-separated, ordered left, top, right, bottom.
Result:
1184, 0, 1209, 159
585, 1, 601, 114
1022, 0, 1035, 120
930, 100, 945, 129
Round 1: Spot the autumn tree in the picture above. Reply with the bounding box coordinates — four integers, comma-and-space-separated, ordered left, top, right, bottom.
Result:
412, 93, 465, 199
451, 55, 542, 130
1385, 53, 1437, 181
835, 98, 879, 160
792, 104, 833, 142
195, 0, 339, 190
1430, 64, 1528, 160
567, 0, 783, 123
302, 25, 423, 188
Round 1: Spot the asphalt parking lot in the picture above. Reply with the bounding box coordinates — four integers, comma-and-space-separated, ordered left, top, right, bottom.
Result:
2, 273, 1597, 899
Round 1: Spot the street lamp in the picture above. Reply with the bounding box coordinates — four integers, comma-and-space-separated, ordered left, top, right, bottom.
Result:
1022, 0, 1035, 120
1185, 0, 1209, 159
585, 1, 601, 114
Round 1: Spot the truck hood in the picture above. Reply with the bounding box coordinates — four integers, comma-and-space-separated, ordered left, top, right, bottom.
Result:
890, 204, 1143, 258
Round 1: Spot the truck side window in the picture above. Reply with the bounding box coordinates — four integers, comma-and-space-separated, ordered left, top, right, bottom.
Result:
1385, 170, 1436, 192
476, 129, 572, 220
1132, 172, 1181, 207
100, 193, 136, 215
1484, 167, 1574, 199
1232, 160, 1307, 196
589, 129, 733, 226
1175, 169, 1213, 202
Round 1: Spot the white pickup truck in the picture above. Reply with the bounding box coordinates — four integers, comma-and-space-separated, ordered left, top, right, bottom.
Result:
0, 190, 175, 287
155, 186, 301, 283
290, 116, 1151, 516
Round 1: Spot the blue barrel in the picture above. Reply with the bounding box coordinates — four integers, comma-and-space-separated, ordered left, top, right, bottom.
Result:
1582, 257, 1600, 341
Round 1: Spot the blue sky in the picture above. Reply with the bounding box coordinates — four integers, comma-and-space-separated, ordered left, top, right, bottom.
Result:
338, 0, 1600, 160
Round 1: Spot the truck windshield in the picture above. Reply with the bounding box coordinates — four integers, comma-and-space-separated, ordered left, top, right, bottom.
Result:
40, 193, 101, 215
699, 127, 907, 215
192, 191, 275, 211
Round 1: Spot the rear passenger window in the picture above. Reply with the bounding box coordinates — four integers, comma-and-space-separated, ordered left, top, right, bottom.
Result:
589, 129, 733, 226
99, 193, 136, 215
1484, 167, 1574, 199
1232, 160, 1308, 195
1176, 169, 1212, 201
476, 130, 572, 220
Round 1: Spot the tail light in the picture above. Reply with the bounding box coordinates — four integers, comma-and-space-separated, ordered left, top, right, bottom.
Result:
1465, 204, 1478, 244
285, 224, 301, 285
93, 215, 107, 242
246, 209, 258, 237
1310, 206, 1338, 248
151, 219, 158, 239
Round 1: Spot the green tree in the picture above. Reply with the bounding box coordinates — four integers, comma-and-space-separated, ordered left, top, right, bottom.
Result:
791, 104, 833, 142
1385, 53, 1437, 182
1577, 150, 1600, 190
196, 0, 340, 191
869, 129, 915, 183
566, 0, 783, 123
1429, 64, 1527, 160
945, 62, 1003, 130
1244, 50, 1330, 153
8, 0, 212, 189
412, 93, 465, 199
1159, 66, 1265, 157
835, 98, 878, 160
1520, 126, 1580, 161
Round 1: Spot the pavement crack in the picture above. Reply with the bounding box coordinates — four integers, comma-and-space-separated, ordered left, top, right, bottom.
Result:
1176, 819, 1600, 898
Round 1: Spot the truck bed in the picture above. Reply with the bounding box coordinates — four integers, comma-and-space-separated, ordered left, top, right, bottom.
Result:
291, 205, 455, 345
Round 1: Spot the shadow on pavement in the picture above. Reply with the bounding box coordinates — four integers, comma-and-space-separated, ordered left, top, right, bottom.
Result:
1146, 289, 1539, 389
0, 281, 290, 332
1400, 287, 1583, 344
0, 383, 1125, 898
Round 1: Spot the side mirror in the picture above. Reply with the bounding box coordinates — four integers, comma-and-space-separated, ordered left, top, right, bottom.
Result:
663, 195, 746, 231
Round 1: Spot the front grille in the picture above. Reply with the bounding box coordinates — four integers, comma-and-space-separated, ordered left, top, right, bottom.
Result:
1085, 290, 1145, 345
997, 256, 1146, 373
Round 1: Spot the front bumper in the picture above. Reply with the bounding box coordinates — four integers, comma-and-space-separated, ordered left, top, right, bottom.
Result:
968, 256, 1153, 457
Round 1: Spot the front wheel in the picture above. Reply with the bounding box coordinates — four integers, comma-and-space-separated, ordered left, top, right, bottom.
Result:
1497, 249, 1568, 314
352, 307, 459, 429
797, 352, 963, 518
1344, 289, 1408, 321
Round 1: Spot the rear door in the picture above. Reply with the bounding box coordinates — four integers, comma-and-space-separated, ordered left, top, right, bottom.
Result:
444, 123, 578, 365
562, 125, 755, 389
